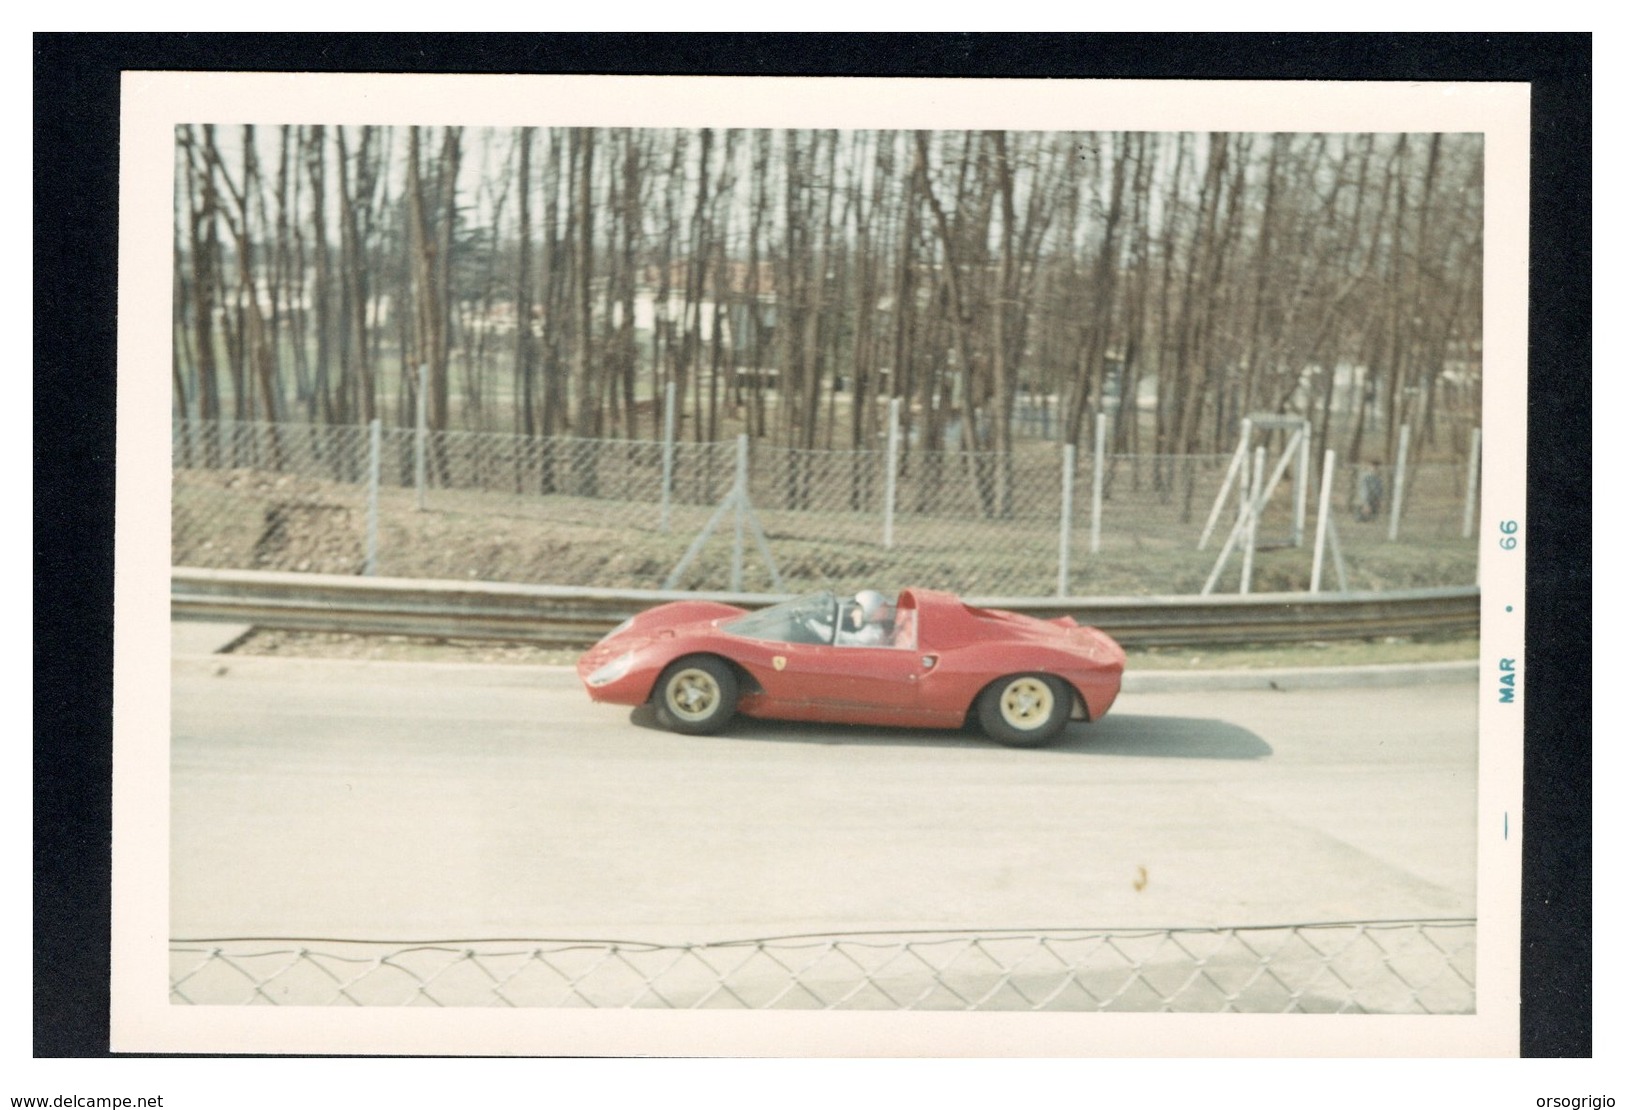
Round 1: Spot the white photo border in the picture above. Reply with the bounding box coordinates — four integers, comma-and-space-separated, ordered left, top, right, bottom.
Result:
114, 71, 1529, 1058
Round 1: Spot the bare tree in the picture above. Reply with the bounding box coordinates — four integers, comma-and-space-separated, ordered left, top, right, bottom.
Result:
170, 124, 1484, 481
177, 126, 223, 445
514, 126, 536, 439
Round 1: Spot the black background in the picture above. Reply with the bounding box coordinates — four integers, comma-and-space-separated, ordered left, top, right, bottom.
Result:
34, 32, 1591, 1058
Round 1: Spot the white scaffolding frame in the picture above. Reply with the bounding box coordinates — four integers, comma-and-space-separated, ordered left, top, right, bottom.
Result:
1200, 415, 1314, 595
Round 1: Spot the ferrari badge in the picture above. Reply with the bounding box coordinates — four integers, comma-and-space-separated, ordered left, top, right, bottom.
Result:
772, 656, 787, 671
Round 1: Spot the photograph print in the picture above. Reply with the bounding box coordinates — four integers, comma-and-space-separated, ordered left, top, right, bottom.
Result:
115, 72, 1526, 1057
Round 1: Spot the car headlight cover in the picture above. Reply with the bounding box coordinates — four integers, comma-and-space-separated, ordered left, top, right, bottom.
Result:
587, 651, 636, 687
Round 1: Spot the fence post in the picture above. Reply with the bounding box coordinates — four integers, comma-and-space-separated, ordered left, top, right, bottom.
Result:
1462, 425, 1481, 539
414, 363, 428, 511
1239, 445, 1265, 594
660, 380, 676, 533
883, 397, 900, 550
1292, 423, 1310, 546
1090, 412, 1106, 555
1311, 449, 1336, 593
1387, 423, 1411, 542
1057, 443, 1076, 597
1237, 445, 1251, 526
365, 417, 381, 576
730, 434, 748, 592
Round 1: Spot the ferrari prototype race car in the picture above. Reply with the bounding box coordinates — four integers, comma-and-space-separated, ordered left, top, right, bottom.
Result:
577, 588, 1124, 748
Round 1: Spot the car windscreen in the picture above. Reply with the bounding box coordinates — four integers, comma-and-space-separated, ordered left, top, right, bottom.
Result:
721, 592, 837, 645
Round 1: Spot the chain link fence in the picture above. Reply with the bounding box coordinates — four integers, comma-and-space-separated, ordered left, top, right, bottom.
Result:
169, 920, 1474, 1013
173, 418, 1480, 597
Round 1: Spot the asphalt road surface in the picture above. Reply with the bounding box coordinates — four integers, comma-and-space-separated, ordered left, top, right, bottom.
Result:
171, 656, 1477, 943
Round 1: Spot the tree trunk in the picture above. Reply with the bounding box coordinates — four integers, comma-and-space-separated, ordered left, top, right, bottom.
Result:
515, 127, 535, 440
303, 126, 336, 425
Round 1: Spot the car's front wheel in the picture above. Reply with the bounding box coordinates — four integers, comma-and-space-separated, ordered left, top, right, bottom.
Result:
653, 656, 739, 735
977, 673, 1071, 748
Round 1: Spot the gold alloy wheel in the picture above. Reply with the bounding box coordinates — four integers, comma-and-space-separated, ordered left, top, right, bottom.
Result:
666, 667, 721, 722
999, 676, 1056, 730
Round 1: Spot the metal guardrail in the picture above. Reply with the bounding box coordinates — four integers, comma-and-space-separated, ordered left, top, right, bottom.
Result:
169, 921, 1476, 1012
172, 567, 1479, 648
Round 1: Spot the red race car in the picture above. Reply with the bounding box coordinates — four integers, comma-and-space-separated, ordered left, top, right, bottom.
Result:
577, 588, 1124, 748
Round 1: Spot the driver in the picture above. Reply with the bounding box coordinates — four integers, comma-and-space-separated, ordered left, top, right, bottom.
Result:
836, 589, 895, 646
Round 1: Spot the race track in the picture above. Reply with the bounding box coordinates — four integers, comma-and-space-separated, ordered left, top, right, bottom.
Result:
171, 656, 1477, 943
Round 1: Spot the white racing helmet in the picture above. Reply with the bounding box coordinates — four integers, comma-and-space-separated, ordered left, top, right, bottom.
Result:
853, 589, 892, 626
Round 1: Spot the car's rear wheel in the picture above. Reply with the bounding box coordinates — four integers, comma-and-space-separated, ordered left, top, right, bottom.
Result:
653, 656, 739, 735
977, 673, 1070, 748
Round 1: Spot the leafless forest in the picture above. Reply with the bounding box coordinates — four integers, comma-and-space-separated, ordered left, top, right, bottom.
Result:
173, 126, 1483, 486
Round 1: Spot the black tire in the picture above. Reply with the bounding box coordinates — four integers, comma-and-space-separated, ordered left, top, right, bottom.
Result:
976, 673, 1071, 748
653, 656, 739, 735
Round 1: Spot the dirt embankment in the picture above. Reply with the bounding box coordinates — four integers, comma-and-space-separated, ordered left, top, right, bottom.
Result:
175, 467, 1479, 598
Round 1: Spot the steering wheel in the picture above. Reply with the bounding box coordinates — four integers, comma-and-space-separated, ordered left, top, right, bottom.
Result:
788, 601, 836, 645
